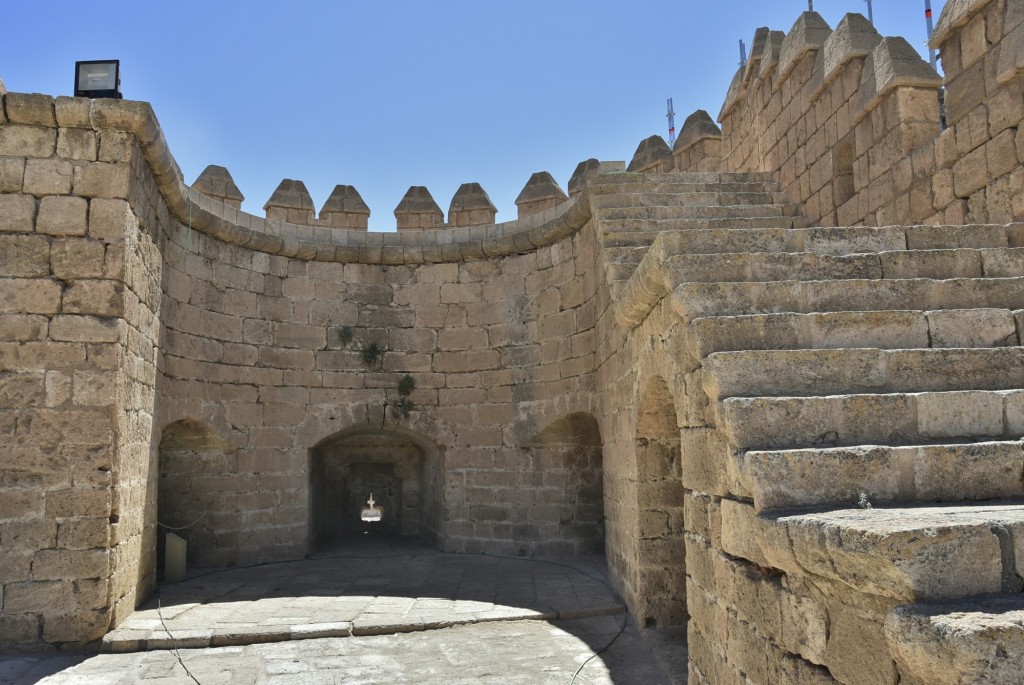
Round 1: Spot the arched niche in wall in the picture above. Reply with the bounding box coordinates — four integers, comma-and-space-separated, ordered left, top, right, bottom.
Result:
308, 425, 443, 552
634, 376, 687, 629
157, 419, 237, 569
521, 412, 605, 556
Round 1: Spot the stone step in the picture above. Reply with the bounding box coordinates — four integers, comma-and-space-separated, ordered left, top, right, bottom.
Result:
685, 309, 1024, 358
588, 181, 779, 196
645, 225, 904, 256
671, 277, 1024, 322
722, 499, 1024, 602
601, 231, 661, 248
738, 440, 1024, 513
703, 347, 1024, 402
605, 263, 639, 282
602, 246, 648, 264
660, 247, 1024, 286
653, 222, 1016, 256
591, 191, 784, 209
599, 215, 809, 232
887, 595, 1024, 685
591, 171, 776, 185
718, 389, 1023, 451
597, 204, 790, 221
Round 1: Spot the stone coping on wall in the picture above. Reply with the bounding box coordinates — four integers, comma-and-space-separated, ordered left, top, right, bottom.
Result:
14, 94, 603, 264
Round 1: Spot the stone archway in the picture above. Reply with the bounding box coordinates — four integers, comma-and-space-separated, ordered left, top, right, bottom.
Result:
524, 412, 605, 555
157, 419, 236, 568
634, 376, 687, 628
309, 426, 442, 551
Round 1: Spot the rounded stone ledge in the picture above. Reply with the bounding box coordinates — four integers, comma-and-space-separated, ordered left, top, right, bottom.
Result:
55, 95, 595, 265
182, 186, 592, 265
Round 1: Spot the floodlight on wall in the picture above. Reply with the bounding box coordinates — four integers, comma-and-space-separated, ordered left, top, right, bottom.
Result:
74, 60, 121, 99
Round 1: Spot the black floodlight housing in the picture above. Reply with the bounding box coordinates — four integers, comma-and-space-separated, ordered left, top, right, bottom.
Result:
74, 60, 121, 99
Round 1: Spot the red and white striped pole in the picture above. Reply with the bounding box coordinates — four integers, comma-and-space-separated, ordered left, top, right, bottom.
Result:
925, 0, 938, 70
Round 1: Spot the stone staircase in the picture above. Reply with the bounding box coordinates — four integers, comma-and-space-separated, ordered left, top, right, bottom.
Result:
594, 171, 1024, 684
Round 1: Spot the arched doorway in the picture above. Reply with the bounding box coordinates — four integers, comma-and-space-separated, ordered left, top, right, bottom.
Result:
526, 412, 605, 555
157, 420, 235, 569
309, 426, 442, 551
634, 377, 687, 628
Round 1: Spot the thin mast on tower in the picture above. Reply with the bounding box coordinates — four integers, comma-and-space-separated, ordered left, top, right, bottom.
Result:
666, 98, 677, 148
925, 0, 938, 70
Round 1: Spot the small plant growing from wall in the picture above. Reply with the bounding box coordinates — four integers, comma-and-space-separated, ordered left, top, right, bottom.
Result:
336, 325, 416, 420
393, 374, 416, 418
360, 341, 384, 368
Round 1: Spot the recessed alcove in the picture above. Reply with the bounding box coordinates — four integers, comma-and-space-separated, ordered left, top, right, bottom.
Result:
309, 427, 442, 551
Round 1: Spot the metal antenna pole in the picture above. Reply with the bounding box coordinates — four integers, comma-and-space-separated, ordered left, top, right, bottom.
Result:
864, 0, 874, 25
739, 39, 748, 66
925, 0, 938, 70
666, 98, 676, 147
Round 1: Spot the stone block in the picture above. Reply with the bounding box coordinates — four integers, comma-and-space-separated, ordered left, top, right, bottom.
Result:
1005, 390, 1024, 434
0, 235, 50, 277
952, 143, 989, 197
987, 128, 1019, 178
4, 93, 55, 127
0, 194, 36, 233
0, 156, 26, 192
56, 128, 98, 161
887, 597, 1024, 685
825, 595, 899, 685
49, 315, 122, 343
927, 308, 1017, 347
917, 390, 1004, 439
62, 280, 124, 317
0, 125, 56, 158
3, 581, 74, 615
0, 278, 62, 314
88, 198, 134, 240
32, 548, 109, 580
23, 158, 73, 196
0, 314, 48, 341
50, 239, 107, 280
36, 195, 88, 236
72, 162, 131, 199
53, 96, 91, 128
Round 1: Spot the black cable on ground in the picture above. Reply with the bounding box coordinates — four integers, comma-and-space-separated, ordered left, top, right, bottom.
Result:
476, 552, 632, 685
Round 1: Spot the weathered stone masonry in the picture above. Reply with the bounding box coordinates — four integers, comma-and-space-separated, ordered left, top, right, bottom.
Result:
2, 2, 1024, 684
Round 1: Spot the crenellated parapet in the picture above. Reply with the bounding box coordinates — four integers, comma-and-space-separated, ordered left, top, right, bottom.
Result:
706, 2, 1024, 227
182, 167, 595, 232
264, 178, 316, 225
627, 135, 674, 173
673, 111, 722, 172
191, 165, 244, 209
515, 171, 568, 218
448, 182, 497, 227
320, 184, 370, 230
394, 186, 445, 231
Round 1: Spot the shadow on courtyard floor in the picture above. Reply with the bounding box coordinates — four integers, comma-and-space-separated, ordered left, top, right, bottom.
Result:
1, 537, 687, 684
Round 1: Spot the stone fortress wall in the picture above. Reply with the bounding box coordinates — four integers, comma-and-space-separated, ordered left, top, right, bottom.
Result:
2, 1, 1024, 684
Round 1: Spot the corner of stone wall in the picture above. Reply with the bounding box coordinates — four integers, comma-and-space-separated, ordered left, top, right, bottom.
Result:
716, 2, 1024, 227
0, 93, 162, 648
930, 0, 1024, 224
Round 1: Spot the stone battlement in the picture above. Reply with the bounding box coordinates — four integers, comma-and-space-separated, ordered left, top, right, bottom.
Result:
1, 4, 1023, 685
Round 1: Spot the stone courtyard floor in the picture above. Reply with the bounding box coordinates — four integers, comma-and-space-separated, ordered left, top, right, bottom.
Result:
0, 539, 685, 684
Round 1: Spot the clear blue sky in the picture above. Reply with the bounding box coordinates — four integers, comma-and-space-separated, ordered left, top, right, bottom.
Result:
2, 0, 945, 230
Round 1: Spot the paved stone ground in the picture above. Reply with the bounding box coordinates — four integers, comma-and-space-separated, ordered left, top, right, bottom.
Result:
1, 541, 686, 684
